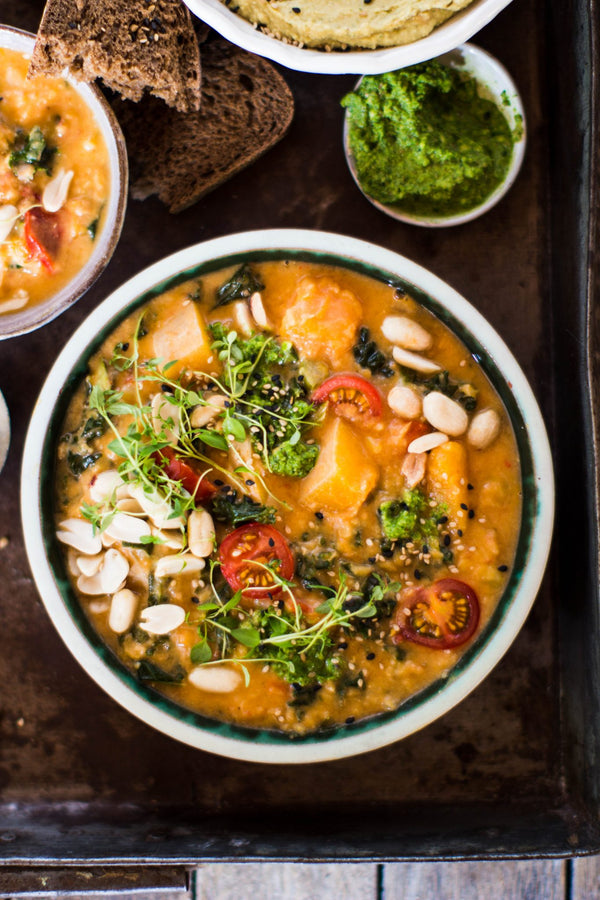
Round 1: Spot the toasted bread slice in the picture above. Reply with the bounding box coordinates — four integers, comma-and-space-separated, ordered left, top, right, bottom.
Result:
30, 0, 201, 113
113, 38, 294, 213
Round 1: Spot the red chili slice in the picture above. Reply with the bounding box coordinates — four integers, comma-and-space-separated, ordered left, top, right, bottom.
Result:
311, 374, 382, 421
393, 578, 480, 650
219, 523, 295, 601
24, 207, 62, 273
153, 447, 216, 504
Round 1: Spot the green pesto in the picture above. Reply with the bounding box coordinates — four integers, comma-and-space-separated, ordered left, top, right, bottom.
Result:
342, 62, 516, 218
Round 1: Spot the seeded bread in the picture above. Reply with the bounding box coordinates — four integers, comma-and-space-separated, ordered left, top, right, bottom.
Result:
30, 0, 201, 113
113, 38, 294, 213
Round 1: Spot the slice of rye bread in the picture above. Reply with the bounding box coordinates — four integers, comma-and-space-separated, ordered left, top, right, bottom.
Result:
112, 38, 294, 213
29, 0, 201, 113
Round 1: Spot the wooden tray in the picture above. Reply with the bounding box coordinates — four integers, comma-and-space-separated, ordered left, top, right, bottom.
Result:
0, 0, 598, 876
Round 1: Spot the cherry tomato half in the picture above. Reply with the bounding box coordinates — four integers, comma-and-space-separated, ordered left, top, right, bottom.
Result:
393, 578, 480, 650
153, 447, 216, 504
24, 207, 62, 273
311, 374, 382, 421
219, 523, 295, 601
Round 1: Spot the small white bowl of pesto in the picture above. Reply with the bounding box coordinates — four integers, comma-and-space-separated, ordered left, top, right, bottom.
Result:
342, 43, 526, 227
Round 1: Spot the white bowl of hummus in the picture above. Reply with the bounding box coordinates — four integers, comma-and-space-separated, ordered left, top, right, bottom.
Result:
182, 0, 514, 74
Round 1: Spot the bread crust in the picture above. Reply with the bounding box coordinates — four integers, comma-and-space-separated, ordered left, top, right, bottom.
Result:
30, 0, 201, 113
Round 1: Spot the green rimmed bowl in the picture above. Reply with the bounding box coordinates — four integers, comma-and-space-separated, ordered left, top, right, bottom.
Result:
21, 229, 554, 764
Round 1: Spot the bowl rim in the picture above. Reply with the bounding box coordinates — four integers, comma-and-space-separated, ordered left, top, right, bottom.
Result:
343, 43, 527, 227
21, 228, 555, 764
0, 25, 128, 341
182, 0, 514, 75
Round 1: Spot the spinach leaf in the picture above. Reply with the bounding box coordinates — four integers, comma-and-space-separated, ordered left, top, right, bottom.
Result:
214, 264, 265, 307
211, 489, 276, 526
137, 660, 185, 683
8, 126, 56, 174
67, 450, 101, 477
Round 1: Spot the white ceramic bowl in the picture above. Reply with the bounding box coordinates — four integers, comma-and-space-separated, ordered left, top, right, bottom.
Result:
183, 0, 513, 75
0, 26, 128, 340
343, 44, 526, 227
0, 388, 9, 472
21, 229, 554, 764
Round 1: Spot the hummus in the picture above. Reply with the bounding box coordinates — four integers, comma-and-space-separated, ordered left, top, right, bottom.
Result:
222, 0, 477, 50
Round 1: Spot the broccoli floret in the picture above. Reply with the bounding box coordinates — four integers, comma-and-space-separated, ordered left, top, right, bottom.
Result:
270, 439, 319, 478
378, 489, 444, 544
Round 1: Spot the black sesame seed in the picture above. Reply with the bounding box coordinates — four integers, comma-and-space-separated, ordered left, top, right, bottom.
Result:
160, 383, 171, 392
498, 564, 509, 572
245, 479, 255, 486
191, 596, 200, 604
315, 511, 324, 520
422, 544, 429, 554
345, 716, 356, 724
214, 479, 224, 486
338, 641, 348, 649
268, 537, 275, 547
457, 529, 463, 537
366, 652, 376, 660
443, 534, 451, 547
414, 569, 422, 580
438, 515, 448, 525
368, 556, 377, 564
460, 503, 468, 510
467, 483, 474, 490
468, 509, 475, 519
292, 5, 300, 11
381, 547, 394, 559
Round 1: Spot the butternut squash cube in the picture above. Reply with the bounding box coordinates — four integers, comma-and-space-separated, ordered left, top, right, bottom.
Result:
427, 440, 469, 528
152, 289, 214, 376
301, 417, 379, 512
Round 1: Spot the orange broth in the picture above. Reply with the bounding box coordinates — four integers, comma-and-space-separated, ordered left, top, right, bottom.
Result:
55, 261, 521, 734
0, 48, 109, 315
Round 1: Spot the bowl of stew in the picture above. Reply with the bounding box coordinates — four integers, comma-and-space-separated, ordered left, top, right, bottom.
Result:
0, 26, 127, 340
22, 229, 554, 763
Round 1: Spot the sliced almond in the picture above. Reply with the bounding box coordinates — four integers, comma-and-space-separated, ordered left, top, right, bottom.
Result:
150, 393, 180, 445
407, 431, 448, 454
382, 316, 432, 351
188, 509, 215, 558
77, 548, 129, 596
42, 169, 74, 213
422, 392, 469, 437
108, 589, 138, 634
190, 394, 228, 428
76, 553, 104, 577
104, 512, 152, 544
0, 295, 29, 314
116, 497, 145, 515
150, 525, 185, 551
249, 292, 270, 329
56, 518, 102, 556
89, 469, 126, 503
401, 452, 427, 488
0, 204, 19, 243
154, 553, 205, 579
392, 346, 441, 374
233, 301, 254, 336
139, 603, 186, 635
188, 665, 242, 693
128, 484, 185, 530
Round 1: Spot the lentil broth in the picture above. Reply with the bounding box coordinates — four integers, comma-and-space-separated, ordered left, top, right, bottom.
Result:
55, 261, 521, 734
0, 48, 109, 316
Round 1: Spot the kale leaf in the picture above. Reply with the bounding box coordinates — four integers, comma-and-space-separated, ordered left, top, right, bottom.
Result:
214, 264, 265, 307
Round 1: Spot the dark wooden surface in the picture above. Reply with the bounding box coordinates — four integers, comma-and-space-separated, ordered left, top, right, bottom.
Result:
0, 0, 598, 872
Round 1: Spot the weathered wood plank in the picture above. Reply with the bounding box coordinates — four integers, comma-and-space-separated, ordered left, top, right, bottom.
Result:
383, 859, 566, 900
194, 863, 378, 900
570, 854, 600, 899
